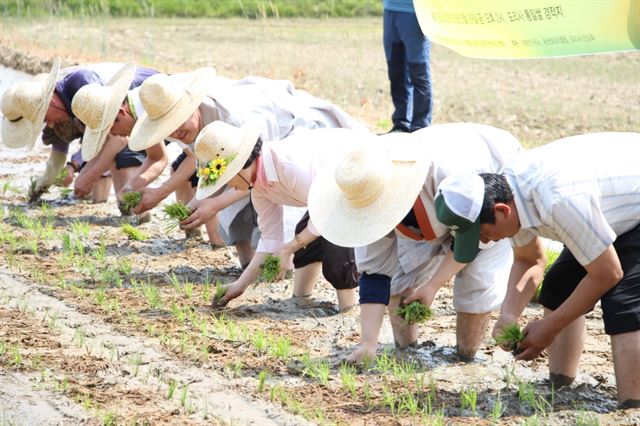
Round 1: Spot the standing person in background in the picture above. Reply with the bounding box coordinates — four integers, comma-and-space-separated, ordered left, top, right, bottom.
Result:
383, 0, 433, 133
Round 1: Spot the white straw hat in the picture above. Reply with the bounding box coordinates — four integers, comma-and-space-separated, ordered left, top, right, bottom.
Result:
72, 63, 136, 161
128, 67, 216, 151
1, 57, 61, 149
193, 119, 264, 200
308, 133, 430, 247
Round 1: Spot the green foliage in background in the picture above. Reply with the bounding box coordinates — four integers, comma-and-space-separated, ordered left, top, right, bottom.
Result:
1, 0, 382, 18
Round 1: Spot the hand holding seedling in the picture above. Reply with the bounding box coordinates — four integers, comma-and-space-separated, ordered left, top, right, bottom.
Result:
494, 323, 524, 355
396, 299, 433, 325
515, 317, 558, 361
492, 314, 520, 351
212, 280, 245, 307
132, 187, 164, 215
180, 197, 220, 230
404, 283, 437, 308
73, 172, 94, 198
162, 202, 191, 232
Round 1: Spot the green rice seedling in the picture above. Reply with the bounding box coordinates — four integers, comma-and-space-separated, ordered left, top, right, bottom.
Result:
142, 283, 162, 309
2, 180, 16, 197
491, 391, 505, 422
180, 384, 189, 409
231, 359, 243, 377
534, 394, 553, 417
396, 301, 433, 325
101, 410, 117, 426
518, 380, 537, 409
532, 248, 561, 302
460, 386, 478, 416
10, 346, 22, 368
213, 280, 227, 303
339, 363, 357, 397
268, 336, 292, 361
260, 254, 281, 282
391, 358, 417, 386
162, 201, 191, 232
72, 327, 87, 347
69, 219, 90, 239
169, 272, 181, 291
257, 370, 269, 392
522, 415, 543, 426
129, 352, 143, 377
399, 390, 420, 416
575, 409, 600, 426
252, 330, 268, 354
495, 323, 524, 355
374, 350, 394, 374
302, 357, 330, 385
182, 281, 194, 299
53, 167, 68, 187
202, 281, 212, 302
381, 383, 397, 414
120, 191, 142, 214
121, 222, 148, 241
60, 187, 72, 198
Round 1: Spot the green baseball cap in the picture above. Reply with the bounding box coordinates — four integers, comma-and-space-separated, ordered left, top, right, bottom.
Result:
434, 174, 485, 263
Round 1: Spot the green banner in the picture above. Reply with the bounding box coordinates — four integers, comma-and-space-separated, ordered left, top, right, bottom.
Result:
414, 0, 640, 58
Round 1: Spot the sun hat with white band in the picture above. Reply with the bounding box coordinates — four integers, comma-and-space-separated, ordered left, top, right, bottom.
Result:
308, 133, 430, 248
128, 67, 216, 152
1, 57, 61, 149
193, 119, 264, 200
434, 173, 486, 263
71, 63, 136, 161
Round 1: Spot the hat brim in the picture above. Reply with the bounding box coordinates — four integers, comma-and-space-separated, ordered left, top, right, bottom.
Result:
1, 57, 60, 149
308, 137, 430, 248
195, 119, 263, 200
128, 68, 216, 152
451, 219, 481, 263
81, 63, 136, 161
1, 116, 41, 149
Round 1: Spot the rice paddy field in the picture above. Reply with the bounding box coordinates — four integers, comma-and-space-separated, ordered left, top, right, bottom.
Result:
0, 15, 639, 426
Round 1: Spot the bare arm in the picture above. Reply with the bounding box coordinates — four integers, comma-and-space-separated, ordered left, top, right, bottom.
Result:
181, 187, 250, 229
121, 142, 168, 194
493, 237, 547, 336
517, 245, 623, 360
404, 250, 466, 306
74, 135, 127, 197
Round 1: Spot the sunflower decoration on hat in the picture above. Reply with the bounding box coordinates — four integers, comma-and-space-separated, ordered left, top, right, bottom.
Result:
193, 118, 264, 200
1, 57, 61, 149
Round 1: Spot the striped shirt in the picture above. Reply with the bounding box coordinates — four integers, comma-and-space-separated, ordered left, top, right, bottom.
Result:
505, 132, 640, 265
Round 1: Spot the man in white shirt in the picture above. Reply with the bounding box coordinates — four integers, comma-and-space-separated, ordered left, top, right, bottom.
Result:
435, 132, 640, 408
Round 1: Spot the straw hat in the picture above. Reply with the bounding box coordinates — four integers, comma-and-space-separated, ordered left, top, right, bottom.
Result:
128, 67, 216, 151
72, 63, 136, 161
308, 133, 430, 248
1, 57, 61, 149
193, 119, 263, 200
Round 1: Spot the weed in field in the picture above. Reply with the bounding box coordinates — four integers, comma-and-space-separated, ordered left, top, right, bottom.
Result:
257, 370, 268, 392
396, 301, 433, 325
120, 191, 141, 214
495, 324, 524, 355
162, 201, 191, 232
121, 222, 148, 241
460, 386, 478, 416
260, 254, 281, 282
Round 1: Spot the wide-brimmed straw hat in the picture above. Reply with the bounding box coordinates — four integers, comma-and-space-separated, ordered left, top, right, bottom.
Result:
128, 67, 216, 152
193, 119, 263, 200
1, 57, 61, 149
72, 63, 136, 161
308, 133, 430, 248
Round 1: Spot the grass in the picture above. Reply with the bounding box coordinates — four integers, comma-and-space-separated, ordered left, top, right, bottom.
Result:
120, 191, 141, 214
259, 254, 281, 283
396, 301, 433, 325
162, 201, 191, 232
120, 223, 148, 241
495, 323, 524, 355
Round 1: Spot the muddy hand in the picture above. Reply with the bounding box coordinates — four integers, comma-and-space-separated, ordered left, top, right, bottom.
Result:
132, 188, 161, 215
212, 282, 245, 307
515, 318, 556, 361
